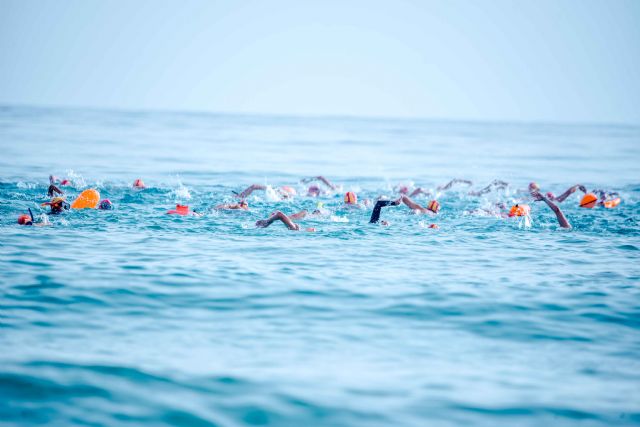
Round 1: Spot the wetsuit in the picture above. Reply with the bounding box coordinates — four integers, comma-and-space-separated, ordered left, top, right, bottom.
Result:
369, 200, 398, 223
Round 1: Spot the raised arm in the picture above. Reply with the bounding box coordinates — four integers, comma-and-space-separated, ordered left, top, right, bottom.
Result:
47, 184, 63, 197
369, 198, 400, 223
256, 211, 300, 230
554, 184, 587, 202
532, 191, 571, 229
468, 180, 509, 196
437, 178, 473, 191
409, 187, 431, 197
301, 176, 336, 190
237, 184, 266, 198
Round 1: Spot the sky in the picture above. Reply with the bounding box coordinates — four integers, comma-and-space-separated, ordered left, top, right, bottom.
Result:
1, 0, 639, 124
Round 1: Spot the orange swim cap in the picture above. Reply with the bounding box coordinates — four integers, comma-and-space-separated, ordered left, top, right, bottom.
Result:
427, 200, 440, 214
580, 193, 598, 208
428, 223, 439, 229
17, 214, 32, 225
133, 179, 145, 188
508, 204, 530, 217
603, 198, 621, 209
344, 191, 357, 204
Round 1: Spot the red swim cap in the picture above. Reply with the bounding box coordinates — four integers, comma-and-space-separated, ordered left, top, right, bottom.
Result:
17, 214, 32, 225
133, 179, 146, 188
167, 204, 190, 215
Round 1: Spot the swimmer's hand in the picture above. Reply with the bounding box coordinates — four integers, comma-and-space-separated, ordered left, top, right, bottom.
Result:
578, 185, 587, 193
255, 219, 269, 228
391, 197, 402, 206
531, 191, 544, 201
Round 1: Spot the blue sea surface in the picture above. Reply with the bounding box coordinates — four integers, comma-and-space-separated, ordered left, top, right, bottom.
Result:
1, 105, 639, 426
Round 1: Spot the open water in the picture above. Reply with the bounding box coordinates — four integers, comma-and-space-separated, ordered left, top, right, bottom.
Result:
1, 105, 639, 426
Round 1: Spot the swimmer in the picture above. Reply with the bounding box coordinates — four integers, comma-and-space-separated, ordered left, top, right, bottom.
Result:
369, 198, 401, 224
301, 176, 336, 196
215, 200, 249, 210
133, 179, 146, 189
236, 184, 296, 199
468, 180, 509, 196
41, 197, 70, 214
397, 195, 440, 214
98, 199, 113, 210
255, 210, 314, 231
17, 209, 50, 227
531, 191, 571, 229
50, 175, 71, 186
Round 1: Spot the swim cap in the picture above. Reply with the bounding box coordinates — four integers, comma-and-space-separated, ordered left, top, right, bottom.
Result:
307, 185, 321, 196
344, 192, 357, 204
133, 179, 145, 188
508, 204, 530, 217
528, 182, 539, 192
546, 192, 555, 199
167, 204, 190, 215
17, 214, 32, 225
42, 197, 66, 207
427, 200, 440, 214
603, 198, 621, 209
429, 223, 439, 229
60, 179, 71, 186
280, 186, 297, 196
99, 199, 113, 210
398, 186, 409, 194
580, 193, 598, 208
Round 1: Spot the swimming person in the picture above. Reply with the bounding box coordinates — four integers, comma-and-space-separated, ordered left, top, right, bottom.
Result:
17, 208, 50, 226
215, 200, 249, 210
301, 176, 337, 196
544, 184, 588, 202
236, 184, 297, 200
369, 198, 401, 224
41, 197, 70, 214
468, 180, 510, 196
397, 195, 440, 214
255, 210, 314, 231
531, 191, 571, 229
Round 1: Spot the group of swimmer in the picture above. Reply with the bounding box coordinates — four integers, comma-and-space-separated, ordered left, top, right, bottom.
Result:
16, 174, 621, 231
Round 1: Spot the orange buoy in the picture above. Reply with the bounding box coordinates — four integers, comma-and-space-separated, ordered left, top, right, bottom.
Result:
344, 191, 358, 204
71, 189, 100, 209
603, 198, 621, 209
508, 204, 530, 217
580, 193, 598, 208
427, 200, 440, 214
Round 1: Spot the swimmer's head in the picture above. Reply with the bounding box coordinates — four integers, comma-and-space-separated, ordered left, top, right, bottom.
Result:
429, 223, 439, 229
508, 204, 530, 217
60, 179, 71, 186
42, 197, 69, 213
528, 182, 539, 192
133, 179, 145, 189
344, 192, 357, 205
398, 185, 409, 194
239, 200, 249, 209
280, 186, 297, 196
580, 193, 598, 208
98, 199, 113, 210
307, 185, 321, 197
17, 214, 33, 225
546, 192, 555, 200
427, 200, 440, 214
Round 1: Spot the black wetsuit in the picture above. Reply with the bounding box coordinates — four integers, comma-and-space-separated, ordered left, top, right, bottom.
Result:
369, 200, 398, 223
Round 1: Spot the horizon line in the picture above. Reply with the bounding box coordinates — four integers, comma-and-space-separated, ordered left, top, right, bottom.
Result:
1, 101, 639, 129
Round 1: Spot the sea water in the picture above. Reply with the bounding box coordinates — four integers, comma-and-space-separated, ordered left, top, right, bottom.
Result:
1, 105, 639, 426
